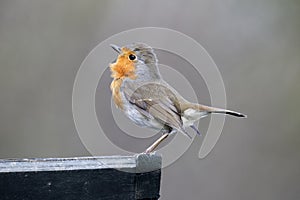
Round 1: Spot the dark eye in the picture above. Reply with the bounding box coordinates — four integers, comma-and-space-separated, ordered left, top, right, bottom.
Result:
128, 54, 136, 60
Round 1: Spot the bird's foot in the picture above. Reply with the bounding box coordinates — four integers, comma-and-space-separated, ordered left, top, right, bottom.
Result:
143, 133, 169, 154
143, 147, 155, 154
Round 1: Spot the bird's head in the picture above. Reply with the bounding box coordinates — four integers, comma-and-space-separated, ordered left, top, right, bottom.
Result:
109, 43, 161, 81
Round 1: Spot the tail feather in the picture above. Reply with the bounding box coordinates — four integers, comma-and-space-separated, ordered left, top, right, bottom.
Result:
213, 110, 246, 118
192, 104, 247, 118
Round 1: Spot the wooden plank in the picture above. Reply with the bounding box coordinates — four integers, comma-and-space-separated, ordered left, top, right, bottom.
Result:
0, 154, 162, 200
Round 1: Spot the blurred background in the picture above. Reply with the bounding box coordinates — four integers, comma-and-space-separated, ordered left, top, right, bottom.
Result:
0, 0, 299, 199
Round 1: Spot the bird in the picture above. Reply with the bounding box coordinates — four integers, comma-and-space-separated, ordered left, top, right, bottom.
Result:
109, 43, 246, 153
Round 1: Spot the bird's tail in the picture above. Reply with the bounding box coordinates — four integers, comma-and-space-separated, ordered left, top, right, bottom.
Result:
191, 103, 247, 118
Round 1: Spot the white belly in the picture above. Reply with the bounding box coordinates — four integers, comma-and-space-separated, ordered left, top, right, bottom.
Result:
123, 101, 164, 130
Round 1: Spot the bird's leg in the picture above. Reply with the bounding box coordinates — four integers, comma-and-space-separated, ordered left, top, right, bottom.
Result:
144, 133, 169, 153
190, 125, 201, 136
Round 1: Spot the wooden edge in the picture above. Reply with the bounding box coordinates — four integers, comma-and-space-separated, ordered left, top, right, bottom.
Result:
135, 153, 162, 173
0, 153, 162, 173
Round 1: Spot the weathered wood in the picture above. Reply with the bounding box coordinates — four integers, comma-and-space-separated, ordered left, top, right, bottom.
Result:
0, 154, 161, 200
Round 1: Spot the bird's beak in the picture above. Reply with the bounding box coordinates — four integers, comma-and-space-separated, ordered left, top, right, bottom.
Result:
110, 44, 122, 54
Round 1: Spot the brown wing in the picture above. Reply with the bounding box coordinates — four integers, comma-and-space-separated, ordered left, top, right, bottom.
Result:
123, 82, 191, 138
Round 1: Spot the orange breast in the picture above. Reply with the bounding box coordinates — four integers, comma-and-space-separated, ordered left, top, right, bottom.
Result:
110, 78, 124, 109
110, 48, 137, 109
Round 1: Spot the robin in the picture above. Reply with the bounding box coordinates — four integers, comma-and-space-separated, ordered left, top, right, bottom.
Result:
109, 43, 246, 153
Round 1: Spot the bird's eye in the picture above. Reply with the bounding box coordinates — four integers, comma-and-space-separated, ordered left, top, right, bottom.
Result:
128, 54, 136, 61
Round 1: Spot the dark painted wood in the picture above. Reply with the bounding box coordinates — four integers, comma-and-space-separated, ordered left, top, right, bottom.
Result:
0, 154, 161, 200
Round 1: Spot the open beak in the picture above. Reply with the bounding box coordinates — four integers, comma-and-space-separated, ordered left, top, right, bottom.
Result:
110, 44, 122, 54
